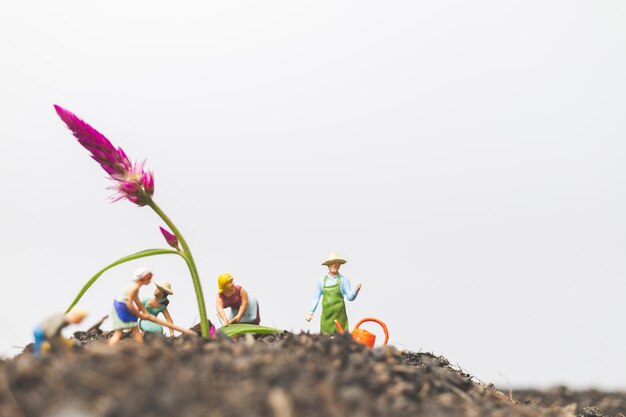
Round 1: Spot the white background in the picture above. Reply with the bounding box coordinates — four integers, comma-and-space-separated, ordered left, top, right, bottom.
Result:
1, 1, 625, 389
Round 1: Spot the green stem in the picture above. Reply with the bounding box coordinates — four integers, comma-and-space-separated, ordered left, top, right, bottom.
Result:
66, 249, 180, 313
147, 199, 209, 337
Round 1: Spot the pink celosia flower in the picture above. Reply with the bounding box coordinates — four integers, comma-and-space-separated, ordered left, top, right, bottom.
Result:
159, 226, 179, 249
54, 105, 155, 206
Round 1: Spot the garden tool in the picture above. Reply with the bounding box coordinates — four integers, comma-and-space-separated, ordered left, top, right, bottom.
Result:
334, 317, 389, 348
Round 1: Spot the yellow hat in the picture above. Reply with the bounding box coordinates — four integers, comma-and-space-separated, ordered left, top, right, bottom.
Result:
321, 251, 347, 266
218, 273, 233, 293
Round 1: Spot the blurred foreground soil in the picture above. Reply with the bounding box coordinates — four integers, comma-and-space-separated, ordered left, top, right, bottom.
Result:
0, 330, 624, 417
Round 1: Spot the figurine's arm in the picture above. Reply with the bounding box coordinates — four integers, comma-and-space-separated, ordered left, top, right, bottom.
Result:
340, 277, 361, 301
230, 288, 249, 324
130, 290, 153, 321
124, 284, 140, 314
216, 296, 229, 326
306, 279, 323, 321
125, 285, 142, 317
162, 309, 175, 337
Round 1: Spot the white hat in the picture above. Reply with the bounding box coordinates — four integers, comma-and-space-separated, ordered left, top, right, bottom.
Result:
155, 281, 173, 295
321, 251, 347, 266
133, 267, 152, 281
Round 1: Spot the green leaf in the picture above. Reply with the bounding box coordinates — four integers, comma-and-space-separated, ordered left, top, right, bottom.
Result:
217, 323, 284, 337
66, 248, 181, 313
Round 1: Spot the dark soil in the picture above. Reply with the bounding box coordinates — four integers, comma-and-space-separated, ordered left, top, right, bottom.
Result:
511, 387, 626, 417
1, 329, 624, 417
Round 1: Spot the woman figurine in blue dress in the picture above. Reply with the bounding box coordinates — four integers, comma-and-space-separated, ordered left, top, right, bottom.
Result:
109, 267, 158, 345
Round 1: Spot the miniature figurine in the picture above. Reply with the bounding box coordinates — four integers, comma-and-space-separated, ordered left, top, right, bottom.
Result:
305, 252, 361, 334
33, 308, 88, 355
109, 267, 158, 345
216, 273, 261, 325
110, 268, 195, 345
139, 281, 176, 336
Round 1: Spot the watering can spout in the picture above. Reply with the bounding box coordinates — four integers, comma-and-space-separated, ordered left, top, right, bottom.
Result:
333, 319, 344, 334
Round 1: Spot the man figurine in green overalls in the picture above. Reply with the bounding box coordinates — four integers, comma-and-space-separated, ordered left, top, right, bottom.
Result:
305, 252, 362, 334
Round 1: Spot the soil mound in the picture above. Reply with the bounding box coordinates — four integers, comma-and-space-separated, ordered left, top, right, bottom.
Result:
0, 331, 619, 417
511, 388, 626, 417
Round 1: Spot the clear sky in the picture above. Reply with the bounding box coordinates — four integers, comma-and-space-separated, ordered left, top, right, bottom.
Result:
1, 1, 625, 389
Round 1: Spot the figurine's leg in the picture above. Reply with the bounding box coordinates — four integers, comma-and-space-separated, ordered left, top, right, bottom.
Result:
33, 327, 45, 355
239, 297, 259, 324
132, 326, 144, 344
109, 330, 123, 345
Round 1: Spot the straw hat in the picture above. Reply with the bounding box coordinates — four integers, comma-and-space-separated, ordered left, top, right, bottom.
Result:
155, 281, 173, 295
321, 251, 347, 266
133, 267, 152, 281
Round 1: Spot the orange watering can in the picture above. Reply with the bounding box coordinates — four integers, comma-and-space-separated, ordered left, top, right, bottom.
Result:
334, 317, 389, 348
